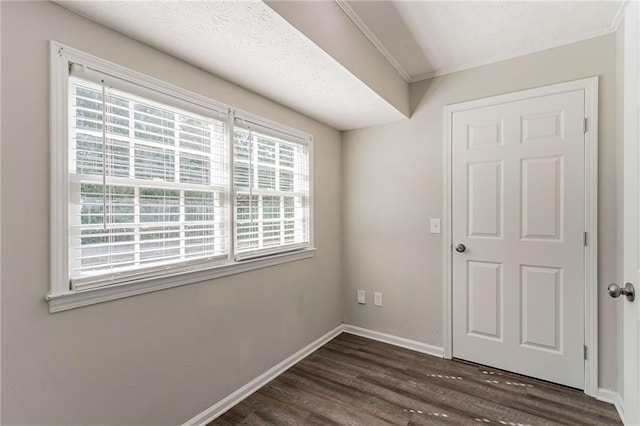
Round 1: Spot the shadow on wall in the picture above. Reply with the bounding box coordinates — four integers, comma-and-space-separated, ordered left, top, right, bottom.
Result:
409, 70, 528, 117
371, 1, 436, 75
409, 77, 435, 116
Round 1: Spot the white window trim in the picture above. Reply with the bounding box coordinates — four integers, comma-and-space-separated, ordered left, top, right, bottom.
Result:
48, 41, 315, 313
46, 248, 315, 313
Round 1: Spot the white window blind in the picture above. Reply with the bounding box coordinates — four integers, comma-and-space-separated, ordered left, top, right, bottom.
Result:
233, 120, 311, 260
68, 74, 229, 290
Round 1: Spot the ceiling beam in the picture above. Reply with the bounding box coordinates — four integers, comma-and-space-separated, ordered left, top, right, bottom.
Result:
265, 0, 409, 118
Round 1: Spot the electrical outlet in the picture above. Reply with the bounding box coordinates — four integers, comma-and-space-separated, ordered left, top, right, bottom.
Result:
430, 218, 441, 234
357, 290, 366, 304
374, 292, 383, 307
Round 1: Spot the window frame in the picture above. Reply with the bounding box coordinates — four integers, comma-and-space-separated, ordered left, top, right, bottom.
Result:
231, 120, 312, 261
67, 75, 231, 291
48, 41, 315, 313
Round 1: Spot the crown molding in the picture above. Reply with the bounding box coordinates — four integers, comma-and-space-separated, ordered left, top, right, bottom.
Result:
336, 0, 625, 84
409, 26, 617, 83
334, 0, 411, 82
611, 0, 630, 31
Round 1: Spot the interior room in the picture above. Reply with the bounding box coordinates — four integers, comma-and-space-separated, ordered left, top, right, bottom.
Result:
1, 0, 639, 424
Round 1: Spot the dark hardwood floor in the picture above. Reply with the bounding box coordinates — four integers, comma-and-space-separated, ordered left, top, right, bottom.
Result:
211, 333, 621, 425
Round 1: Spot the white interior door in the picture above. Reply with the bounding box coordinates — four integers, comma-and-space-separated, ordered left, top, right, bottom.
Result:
620, 3, 640, 424
451, 88, 586, 389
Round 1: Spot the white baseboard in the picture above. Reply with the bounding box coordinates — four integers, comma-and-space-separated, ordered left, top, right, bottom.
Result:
182, 324, 344, 426
183, 324, 445, 425
342, 324, 444, 358
596, 388, 625, 424
186, 323, 621, 426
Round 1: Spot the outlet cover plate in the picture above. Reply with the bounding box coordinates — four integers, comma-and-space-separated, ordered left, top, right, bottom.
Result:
374, 292, 383, 307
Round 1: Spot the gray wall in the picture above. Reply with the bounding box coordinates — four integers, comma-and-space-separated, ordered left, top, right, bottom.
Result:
0, 2, 342, 424
342, 34, 619, 391
0, 1, 624, 423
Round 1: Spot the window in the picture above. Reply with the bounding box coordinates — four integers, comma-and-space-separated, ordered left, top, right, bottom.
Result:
233, 125, 310, 260
49, 42, 313, 310
69, 76, 229, 290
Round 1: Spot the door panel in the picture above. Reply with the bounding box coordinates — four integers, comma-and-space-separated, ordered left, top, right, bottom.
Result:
520, 265, 562, 352
467, 261, 503, 340
521, 156, 563, 241
521, 110, 564, 143
468, 161, 503, 238
468, 120, 503, 149
452, 89, 585, 389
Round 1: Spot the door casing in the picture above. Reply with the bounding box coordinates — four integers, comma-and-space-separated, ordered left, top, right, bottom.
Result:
621, 2, 640, 423
442, 77, 599, 397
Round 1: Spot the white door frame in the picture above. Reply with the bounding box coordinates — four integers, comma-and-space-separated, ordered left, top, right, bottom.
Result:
621, 1, 640, 423
442, 77, 599, 397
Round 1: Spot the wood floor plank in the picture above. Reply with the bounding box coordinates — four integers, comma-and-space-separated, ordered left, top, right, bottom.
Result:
354, 369, 553, 426
245, 392, 314, 425
261, 378, 396, 426
208, 334, 621, 425
303, 412, 348, 426
287, 365, 411, 425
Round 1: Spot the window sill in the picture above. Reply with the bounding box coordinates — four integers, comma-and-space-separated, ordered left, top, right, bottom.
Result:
46, 248, 316, 313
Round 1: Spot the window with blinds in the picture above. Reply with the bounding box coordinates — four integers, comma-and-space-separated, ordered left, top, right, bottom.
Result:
68, 76, 229, 289
59, 57, 312, 294
233, 125, 310, 260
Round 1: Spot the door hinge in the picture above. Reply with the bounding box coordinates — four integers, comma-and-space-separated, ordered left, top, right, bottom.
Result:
584, 345, 588, 360
584, 232, 588, 246
583, 118, 587, 133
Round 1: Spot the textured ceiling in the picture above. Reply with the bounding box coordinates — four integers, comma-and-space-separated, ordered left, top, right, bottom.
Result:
55, 1, 405, 131
343, 1, 625, 81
